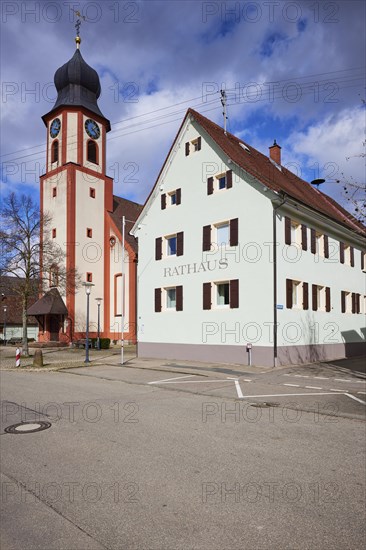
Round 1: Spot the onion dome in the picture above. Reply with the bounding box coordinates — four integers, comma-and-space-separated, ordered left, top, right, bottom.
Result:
43, 48, 110, 131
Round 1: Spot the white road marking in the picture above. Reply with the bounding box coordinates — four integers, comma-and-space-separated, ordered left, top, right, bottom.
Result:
357, 391, 366, 395
334, 378, 351, 382
151, 380, 235, 384
240, 392, 343, 399
305, 386, 323, 390
226, 377, 238, 380
235, 380, 244, 399
356, 380, 366, 383
283, 383, 300, 387
293, 375, 309, 378
330, 388, 346, 392
243, 379, 253, 382
313, 377, 329, 380
345, 393, 366, 405
148, 375, 196, 384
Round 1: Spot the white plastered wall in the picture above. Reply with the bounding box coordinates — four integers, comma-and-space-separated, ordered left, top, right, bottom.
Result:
136, 118, 274, 349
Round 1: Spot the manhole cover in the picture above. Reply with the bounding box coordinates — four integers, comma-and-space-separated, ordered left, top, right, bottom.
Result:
4, 421, 52, 434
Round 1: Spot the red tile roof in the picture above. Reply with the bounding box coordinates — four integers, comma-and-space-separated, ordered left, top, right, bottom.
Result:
109, 196, 143, 253
0, 276, 38, 326
188, 108, 365, 236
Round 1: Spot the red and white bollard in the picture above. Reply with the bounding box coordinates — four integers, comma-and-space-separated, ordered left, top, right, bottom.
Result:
15, 348, 21, 367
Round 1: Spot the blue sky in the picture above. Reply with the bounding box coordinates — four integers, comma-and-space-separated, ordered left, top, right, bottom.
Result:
1, 0, 365, 216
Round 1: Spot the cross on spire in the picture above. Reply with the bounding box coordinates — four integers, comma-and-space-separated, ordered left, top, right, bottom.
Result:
72, 10, 86, 48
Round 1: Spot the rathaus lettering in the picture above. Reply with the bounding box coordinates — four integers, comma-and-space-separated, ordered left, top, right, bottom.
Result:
163, 259, 228, 277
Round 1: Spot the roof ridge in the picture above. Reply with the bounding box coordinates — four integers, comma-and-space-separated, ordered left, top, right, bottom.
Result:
187, 108, 365, 236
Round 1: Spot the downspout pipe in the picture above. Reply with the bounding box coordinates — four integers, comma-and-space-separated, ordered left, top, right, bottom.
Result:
273, 193, 287, 367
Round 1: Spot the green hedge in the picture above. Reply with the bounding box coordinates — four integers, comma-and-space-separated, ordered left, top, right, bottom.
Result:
90, 338, 110, 349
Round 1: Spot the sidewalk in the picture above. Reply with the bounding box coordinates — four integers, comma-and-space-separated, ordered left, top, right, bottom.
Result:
1, 344, 364, 378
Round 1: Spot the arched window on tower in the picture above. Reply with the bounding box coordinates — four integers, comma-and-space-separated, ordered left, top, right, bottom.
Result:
51, 140, 59, 163
87, 140, 98, 164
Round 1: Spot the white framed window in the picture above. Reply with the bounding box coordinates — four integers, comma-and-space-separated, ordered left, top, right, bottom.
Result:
169, 191, 177, 205
317, 285, 325, 311
292, 280, 301, 308
217, 173, 227, 190
344, 245, 351, 266
315, 232, 324, 256
192, 139, 200, 152
215, 281, 230, 307
215, 222, 230, 246
166, 235, 177, 256
345, 291, 352, 313
290, 222, 301, 246
166, 287, 176, 309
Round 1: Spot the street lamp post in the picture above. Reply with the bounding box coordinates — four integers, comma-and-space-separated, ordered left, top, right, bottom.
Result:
95, 298, 102, 350
82, 282, 94, 363
3, 306, 7, 346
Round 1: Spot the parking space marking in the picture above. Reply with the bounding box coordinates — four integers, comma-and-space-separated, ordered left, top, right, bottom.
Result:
345, 394, 366, 405
239, 392, 343, 399
148, 375, 196, 385
234, 380, 244, 399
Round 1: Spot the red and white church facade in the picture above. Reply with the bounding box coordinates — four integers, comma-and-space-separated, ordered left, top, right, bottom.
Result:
29, 38, 141, 344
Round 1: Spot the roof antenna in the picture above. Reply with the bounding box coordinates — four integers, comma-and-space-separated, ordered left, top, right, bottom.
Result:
220, 89, 228, 135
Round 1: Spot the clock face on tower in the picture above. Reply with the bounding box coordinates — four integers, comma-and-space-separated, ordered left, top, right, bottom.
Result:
85, 119, 100, 139
50, 118, 61, 138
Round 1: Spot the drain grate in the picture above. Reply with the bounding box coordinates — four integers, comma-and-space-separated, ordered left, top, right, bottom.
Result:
4, 421, 52, 434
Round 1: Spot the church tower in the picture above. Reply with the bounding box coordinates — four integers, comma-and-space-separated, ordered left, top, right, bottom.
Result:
38, 31, 140, 344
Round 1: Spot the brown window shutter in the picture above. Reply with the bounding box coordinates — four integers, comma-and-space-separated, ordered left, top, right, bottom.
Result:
356, 293, 360, 314
341, 291, 346, 313
302, 282, 309, 310
226, 170, 233, 188
207, 177, 214, 195
325, 287, 331, 312
230, 218, 239, 246
230, 279, 239, 309
301, 224, 307, 251
161, 193, 166, 210
177, 231, 184, 256
286, 279, 293, 309
202, 225, 211, 251
351, 293, 356, 314
324, 234, 329, 258
155, 237, 162, 260
350, 246, 354, 267
339, 242, 344, 263
310, 228, 316, 254
154, 288, 161, 312
185, 142, 190, 156
361, 251, 365, 271
203, 282, 211, 310
197, 137, 201, 151
176, 188, 181, 205
312, 284, 318, 311
285, 217, 291, 245
176, 286, 183, 311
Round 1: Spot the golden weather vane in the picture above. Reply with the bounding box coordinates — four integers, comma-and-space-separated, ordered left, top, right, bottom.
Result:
72, 9, 86, 48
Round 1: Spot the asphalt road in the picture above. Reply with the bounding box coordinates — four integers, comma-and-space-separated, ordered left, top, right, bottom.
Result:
1, 360, 365, 549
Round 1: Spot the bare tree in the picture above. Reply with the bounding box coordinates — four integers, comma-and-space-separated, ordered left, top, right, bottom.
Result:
0, 192, 79, 355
